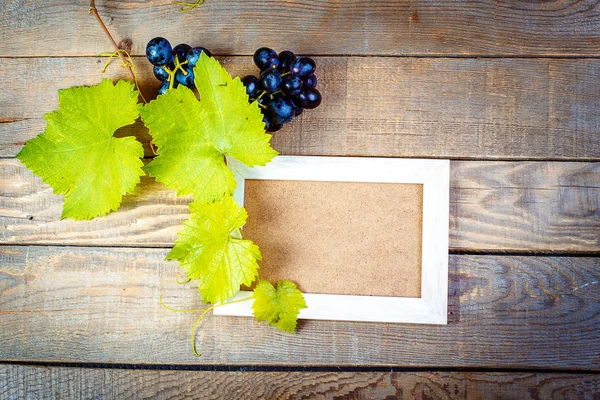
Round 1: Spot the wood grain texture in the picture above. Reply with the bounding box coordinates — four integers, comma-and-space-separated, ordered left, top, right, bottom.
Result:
450, 161, 600, 252
2, 0, 600, 57
1, 246, 599, 369
2, 159, 598, 252
2, 366, 600, 400
2, 57, 600, 160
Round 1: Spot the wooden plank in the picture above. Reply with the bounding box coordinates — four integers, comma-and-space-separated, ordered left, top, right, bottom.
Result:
1, 365, 599, 400
2, 1, 600, 57
2, 57, 600, 160
1, 159, 598, 252
450, 161, 600, 252
1, 246, 599, 369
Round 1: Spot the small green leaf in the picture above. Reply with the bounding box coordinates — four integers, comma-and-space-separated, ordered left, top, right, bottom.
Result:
141, 54, 277, 204
252, 280, 307, 334
16, 79, 144, 220
167, 195, 261, 304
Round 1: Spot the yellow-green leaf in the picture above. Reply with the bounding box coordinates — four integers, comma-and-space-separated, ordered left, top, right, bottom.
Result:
167, 195, 261, 304
252, 280, 307, 334
141, 54, 277, 204
16, 79, 144, 220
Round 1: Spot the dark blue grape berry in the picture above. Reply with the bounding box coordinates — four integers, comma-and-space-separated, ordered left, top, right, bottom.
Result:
146, 37, 173, 66
267, 123, 283, 132
254, 47, 279, 70
294, 88, 322, 109
175, 65, 195, 88
241, 75, 261, 98
260, 68, 282, 93
262, 116, 270, 131
290, 56, 316, 77
304, 74, 317, 88
278, 50, 296, 71
172, 43, 192, 63
281, 75, 303, 95
266, 96, 296, 125
158, 81, 170, 95
295, 107, 304, 116
157, 79, 179, 95
153, 64, 172, 81
187, 47, 212, 67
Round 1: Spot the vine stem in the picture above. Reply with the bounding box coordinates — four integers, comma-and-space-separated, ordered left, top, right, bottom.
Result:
172, 0, 204, 12
89, 0, 147, 102
160, 295, 253, 356
191, 296, 253, 356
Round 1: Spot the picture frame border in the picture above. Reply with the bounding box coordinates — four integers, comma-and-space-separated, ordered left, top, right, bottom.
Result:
214, 156, 449, 325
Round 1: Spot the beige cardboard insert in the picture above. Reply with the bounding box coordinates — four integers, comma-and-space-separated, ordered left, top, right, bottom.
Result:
242, 179, 423, 297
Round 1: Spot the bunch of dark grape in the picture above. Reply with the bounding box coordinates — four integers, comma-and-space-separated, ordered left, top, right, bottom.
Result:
146, 37, 212, 95
242, 48, 322, 132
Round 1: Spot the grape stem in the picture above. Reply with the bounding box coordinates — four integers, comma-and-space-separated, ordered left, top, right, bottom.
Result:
174, 55, 189, 75
256, 90, 267, 100
89, 0, 147, 102
163, 56, 191, 89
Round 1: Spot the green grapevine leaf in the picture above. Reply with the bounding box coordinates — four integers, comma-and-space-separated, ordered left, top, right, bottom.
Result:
252, 280, 307, 334
141, 53, 277, 204
16, 79, 144, 220
167, 195, 261, 304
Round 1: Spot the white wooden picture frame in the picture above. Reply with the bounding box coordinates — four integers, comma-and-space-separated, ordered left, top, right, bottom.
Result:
214, 156, 450, 325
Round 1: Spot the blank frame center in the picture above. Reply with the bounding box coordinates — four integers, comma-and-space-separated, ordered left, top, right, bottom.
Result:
243, 179, 423, 298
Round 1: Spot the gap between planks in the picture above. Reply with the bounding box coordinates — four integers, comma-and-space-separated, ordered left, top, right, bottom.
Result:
4, 55, 600, 59
2, 361, 600, 375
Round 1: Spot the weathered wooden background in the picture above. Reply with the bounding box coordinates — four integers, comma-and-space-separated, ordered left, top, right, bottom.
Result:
1, 0, 599, 398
